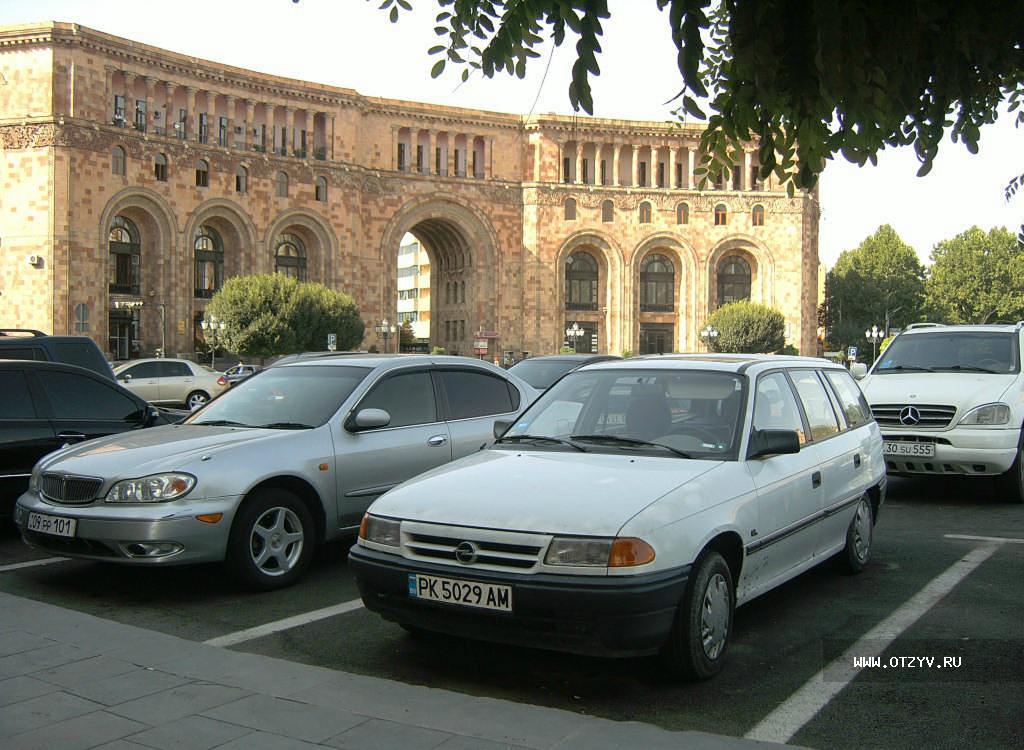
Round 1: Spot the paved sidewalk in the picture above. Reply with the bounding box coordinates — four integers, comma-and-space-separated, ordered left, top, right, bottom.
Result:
0, 591, 803, 749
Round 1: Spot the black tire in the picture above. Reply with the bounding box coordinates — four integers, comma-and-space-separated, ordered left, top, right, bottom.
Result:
839, 495, 873, 574
995, 435, 1024, 504
226, 488, 315, 591
185, 390, 210, 410
661, 550, 734, 680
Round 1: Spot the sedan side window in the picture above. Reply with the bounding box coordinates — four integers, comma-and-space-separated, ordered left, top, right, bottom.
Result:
438, 369, 516, 420
790, 370, 841, 441
358, 370, 437, 428
37, 371, 141, 420
824, 370, 872, 428
120, 361, 161, 379
160, 361, 191, 378
0, 371, 37, 418
752, 372, 806, 444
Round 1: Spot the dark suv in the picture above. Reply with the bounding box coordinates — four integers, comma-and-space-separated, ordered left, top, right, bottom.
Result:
0, 330, 114, 381
0, 360, 180, 518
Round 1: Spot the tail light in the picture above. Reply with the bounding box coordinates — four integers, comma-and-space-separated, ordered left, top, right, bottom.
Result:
217, 376, 227, 386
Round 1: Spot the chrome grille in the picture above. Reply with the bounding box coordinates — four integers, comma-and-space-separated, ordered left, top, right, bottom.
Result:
39, 473, 103, 505
871, 404, 957, 428
402, 524, 545, 571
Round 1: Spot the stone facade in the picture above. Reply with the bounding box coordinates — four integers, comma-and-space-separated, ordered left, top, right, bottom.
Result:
0, 22, 820, 360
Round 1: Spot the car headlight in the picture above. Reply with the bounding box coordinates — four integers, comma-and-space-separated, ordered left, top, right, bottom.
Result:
358, 514, 401, 547
544, 536, 656, 567
958, 403, 1011, 426
105, 473, 196, 503
28, 469, 40, 494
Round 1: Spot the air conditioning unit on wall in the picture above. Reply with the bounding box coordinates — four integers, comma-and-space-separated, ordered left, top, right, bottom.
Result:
26, 254, 43, 267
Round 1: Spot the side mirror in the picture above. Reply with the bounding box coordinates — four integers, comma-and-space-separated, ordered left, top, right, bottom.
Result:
493, 419, 512, 439
143, 406, 160, 426
348, 408, 391, 431
849, 362, 868, 380
119, 373, 132, 382
748, 429, 801, 459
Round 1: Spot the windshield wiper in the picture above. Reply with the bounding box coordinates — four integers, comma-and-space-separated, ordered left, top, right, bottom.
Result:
570, 434, 692, 458
879, 365, 936, 373
933, 365, 1000, 374
191, 419, 253, 427
257, 422, 314, 430
495, 434, 587, 452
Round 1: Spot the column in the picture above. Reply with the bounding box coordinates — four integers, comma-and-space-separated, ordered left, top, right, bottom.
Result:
688, 147, 696, 189
330, 114, 336, 160
668, 147, 676, 189
244, 100, 255, 149
225, 96, 236, 148
743, 150, 752, 191
481, 136, 489, 179
573, 142, 582, 184
265, 103, 276, 152
630, 144, 639, 187
104, 65, 114, 123
122, 72, 135, 128
612, 143, 620, 186
284, 107, 295, 156
428, 131, 437, 175
162, 83, 175, 136
144, 77, 156, 132
447, 134, 456, 176
185, 87, 197, 140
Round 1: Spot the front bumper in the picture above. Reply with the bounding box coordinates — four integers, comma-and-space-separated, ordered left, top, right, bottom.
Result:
881, 427, 1020, 476
14, 491, 240, 565
349, 545, 690, 658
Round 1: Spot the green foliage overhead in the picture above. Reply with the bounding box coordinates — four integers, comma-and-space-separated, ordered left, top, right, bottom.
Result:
205, 274, 365, 359
706, 301, 786, 354
356, 0, 1024, 193
926, 226, 1024, 324
399, 319, 416, 346
825, 225, 926, 352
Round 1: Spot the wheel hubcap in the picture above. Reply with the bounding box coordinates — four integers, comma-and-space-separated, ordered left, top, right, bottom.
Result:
700, 573, 730, 660
852, 499, 872, 562
249, 506, 304, 577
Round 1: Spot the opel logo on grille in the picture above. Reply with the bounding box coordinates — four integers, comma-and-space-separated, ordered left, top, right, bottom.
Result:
899, 406, 921, 426
454, 541, 478, 565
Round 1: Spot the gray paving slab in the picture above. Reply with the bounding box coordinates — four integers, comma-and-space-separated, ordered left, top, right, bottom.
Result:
436, 736, 533, 750
0, 631, 56, 657
107, 682, 252, 726
201, 693, 367, 743
213, 730, 326, 750
124, 714, 252, 750
0, 642, 99, 679
325, 718, 454, 750
0, 675, 63, 707
92, 743, 154, 750
63, 668, 191, 706
4, 710, 149, 750
33, 654, 140, 688
161, 647, 338, 698
0, 690, 103, 738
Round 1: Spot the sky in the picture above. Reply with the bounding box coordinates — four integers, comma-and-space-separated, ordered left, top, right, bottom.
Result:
3, 0, 1019, 268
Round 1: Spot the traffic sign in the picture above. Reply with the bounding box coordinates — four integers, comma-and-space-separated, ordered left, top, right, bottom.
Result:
847, 346, 858, 359
327, 333, 337, 352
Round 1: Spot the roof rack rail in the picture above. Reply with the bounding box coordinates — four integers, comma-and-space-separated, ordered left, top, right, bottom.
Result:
0, 328, 46, 337
905, 322, 944, 330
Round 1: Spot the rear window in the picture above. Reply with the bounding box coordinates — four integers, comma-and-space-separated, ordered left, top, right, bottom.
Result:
53, 341, 113, 378
0, 346, 47, 361
0, 371, 37, 418
507, 359, 576, 389
439, 369, 518, 419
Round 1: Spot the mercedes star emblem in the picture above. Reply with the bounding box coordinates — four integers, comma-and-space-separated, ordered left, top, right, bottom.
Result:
899, 405, 921, 426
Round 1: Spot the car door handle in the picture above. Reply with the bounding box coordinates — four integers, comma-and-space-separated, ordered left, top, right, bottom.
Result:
853, 453, 861, 468
811, 471, 822, 488
57, 432, 86, 441
427, 435, 448, 447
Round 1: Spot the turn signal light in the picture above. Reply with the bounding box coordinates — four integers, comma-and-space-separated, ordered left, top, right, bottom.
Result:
608, 537, 656, 567
195, 513, 223, 524
358, 512, 370, 540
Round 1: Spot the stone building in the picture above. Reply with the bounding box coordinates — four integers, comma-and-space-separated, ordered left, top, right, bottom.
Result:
0, 22, 820, 361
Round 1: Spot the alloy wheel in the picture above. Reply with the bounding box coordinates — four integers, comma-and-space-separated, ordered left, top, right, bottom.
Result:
249, 506, 305, 577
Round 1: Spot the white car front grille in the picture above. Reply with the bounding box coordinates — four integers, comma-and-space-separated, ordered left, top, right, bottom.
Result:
400, 521, 550, 573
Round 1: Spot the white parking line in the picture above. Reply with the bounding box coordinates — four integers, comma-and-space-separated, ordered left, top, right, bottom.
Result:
944, 534, 1024, 545
745, 543, 1000, 744
203, 598, 365, 647
0, 557, 69, 573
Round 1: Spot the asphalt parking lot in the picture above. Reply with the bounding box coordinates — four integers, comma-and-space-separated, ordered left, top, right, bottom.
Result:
1, 475, 1021, 750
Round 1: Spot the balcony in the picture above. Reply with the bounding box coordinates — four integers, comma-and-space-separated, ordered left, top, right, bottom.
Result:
313, 147, 327, 161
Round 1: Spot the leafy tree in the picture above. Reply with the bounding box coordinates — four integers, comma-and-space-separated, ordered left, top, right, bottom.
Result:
825, 225, 925, 354
357, 0, 1024, 192
206, 274, 364, 359
399, 319, 416, 347
705, 301, 785, 354
925, 226, 1024, 324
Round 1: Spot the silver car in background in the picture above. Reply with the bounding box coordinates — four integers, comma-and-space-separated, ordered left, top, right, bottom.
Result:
15, 355, 538, 590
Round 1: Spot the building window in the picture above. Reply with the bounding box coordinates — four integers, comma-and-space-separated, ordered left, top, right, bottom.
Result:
445, 320, 451, 340
639, 162, 647, 187
731, 165, 741, 190
235, 166, 248, 194
640, 254, 675, 312
563, 156, 571, 184
112, 94, 125, 126
198, 112, 208, 144
435, 146, 442, 175
713, 169, 724, 190
398, 143, 407, 171
460, 280, 466, 304
601, 200, 614, 223
564, 197, 577, 221
600, 159, 607, 185
134, 100, 146, 132
752, 204, 765, 226
416, 144, 425, 173
111, 146, 126, 176
154, 153, 167, 182
315, 176, 327, 202
750, 165, 762, 191
582, 158, 589, 183
218, 116, 229, 147
194, 226, 224, 298
676, 202, 689, 225
195, 159, 209, 187
657, 162, 665, 188
717, 255, 751, 306
275, 171, 289, 198
675, 162, 683, 188
108, 216, 140, 295
565, 252, 598, 311
275, 233, 306, 281
639, 201, 652, 224
714, 203, 727, 225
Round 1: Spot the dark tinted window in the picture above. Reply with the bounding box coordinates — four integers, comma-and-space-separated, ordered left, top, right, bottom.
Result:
440, 369, 515, 420
53, 341, 111, 377
508, 359, 577, 389
0, 346, 46, 361
161, 361, 192, 377
119, 361, 162, 379
824, 370, 872, 428
38, 371, 141, 420
0, 371, 37, 418
359, 370, 437, 428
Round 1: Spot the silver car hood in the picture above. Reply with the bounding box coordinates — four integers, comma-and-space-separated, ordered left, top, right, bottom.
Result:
37, 424, 291, 477
369, 448, 723, 536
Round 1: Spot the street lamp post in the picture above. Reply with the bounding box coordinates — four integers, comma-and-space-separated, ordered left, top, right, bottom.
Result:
865, 324, 883, 363
375, 319, 397, 354
200, 315, 226, 369
564, 322, 584, 352
700, 324, 720, 351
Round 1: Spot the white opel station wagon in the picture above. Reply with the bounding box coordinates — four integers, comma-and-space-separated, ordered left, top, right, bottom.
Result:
350, 355, 886, 679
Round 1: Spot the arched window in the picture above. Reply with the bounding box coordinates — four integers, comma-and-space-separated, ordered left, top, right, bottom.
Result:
717, 255, 751, 306
154, 153, 167, 182
751, 204, 765, 226
460, 280, 466, 304
195, 159, 209, 187
108, 216, 140, 295
194, 226, 224, 298
235, 166, 248, 194
640, 254, 675, 312
275, 233, 306, 281
639, 201, 652, 224
275, 171, 289, 198
111, 146, 126, 176
565, 252, 598, 311
315, 176, 327, 202
714, 203, 728, 226
676, 202, 689, 225
564, 197, 577, 221
601, 200, 614, 223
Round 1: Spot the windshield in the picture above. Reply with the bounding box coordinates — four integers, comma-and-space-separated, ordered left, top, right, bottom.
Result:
501, 368, 746, 459
185, 365, 370, 428
507, 359, 578, 389
874, 332, 1019, 374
